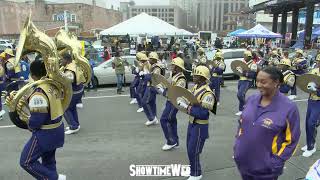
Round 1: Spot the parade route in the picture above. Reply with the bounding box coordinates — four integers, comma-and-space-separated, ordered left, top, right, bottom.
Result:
0, 80, 318, 180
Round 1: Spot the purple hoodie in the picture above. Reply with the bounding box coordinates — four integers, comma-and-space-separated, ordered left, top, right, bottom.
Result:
233, 91, 300, 178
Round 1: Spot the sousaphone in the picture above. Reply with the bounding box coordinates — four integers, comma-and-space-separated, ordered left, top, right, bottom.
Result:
296, 73, 320, 93
231, 60, 250, 76
167, 86, 199, 114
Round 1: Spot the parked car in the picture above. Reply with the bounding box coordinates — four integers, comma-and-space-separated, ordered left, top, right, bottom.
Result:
0, 44, 6, 52
93, 56, 136, 86
0, 39, 13, 49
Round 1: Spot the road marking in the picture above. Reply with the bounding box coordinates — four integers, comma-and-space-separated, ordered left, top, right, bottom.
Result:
0, 125, 16, 128
294, 98, 308, 102
83, 94, 130, 99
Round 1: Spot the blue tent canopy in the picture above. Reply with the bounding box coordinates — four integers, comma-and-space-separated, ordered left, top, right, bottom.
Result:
227, 29, 246, 36
236, 24, 282, 38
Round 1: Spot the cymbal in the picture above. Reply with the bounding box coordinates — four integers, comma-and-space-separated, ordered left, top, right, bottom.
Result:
296, 74, 320, 93
231, 60, 249, 76
151, 73, 171, 89
167, 86, 199, 114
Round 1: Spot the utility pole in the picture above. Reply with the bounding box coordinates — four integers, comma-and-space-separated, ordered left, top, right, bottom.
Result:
64, 10, 68, 32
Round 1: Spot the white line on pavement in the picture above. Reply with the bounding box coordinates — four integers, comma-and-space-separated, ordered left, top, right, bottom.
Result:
83, 94, 129, 99
0, 125, 16, 128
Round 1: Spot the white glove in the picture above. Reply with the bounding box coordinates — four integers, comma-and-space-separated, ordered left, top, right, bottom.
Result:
307, 82, 317, 92
135, 67, 139, 73
156, 84, 165, 94
177, 97, 189, 109
236, 67, 243, 74
139, 71, 144, 76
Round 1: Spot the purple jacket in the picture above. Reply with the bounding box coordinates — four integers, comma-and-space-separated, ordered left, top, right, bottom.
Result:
233, 91, 300, 177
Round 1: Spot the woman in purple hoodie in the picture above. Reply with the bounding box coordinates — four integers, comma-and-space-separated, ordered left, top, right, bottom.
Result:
233, 66, 301, 180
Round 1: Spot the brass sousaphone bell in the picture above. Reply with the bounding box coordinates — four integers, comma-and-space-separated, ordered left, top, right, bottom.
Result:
151, 73, 171, 89
167, 86, 199, 114
296, 74, 320, 93
231, 60, 250, 76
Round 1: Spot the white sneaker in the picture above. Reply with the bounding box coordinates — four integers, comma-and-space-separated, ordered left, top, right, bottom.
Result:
302, 147, 316, 157
235, 111, 242, 116
76, 103, 84, 109
137, 107, 144, 112
65, 127, 70, 131
302, 144, 316, 151
145, 118, 159, 126
288, 95, 297, 100
130, 98, 137, 104
58, 174, 66, 180
65, 126, 80, 135
0, 110, 5, 116
187, 175, 202, 180
162, 143, 177, 151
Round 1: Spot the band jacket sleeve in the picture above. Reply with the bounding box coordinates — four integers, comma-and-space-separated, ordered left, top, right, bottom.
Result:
188, 92, 214, 119
277, 106, 301, 161
28, 92, 49, 130
280, 84, 291, 93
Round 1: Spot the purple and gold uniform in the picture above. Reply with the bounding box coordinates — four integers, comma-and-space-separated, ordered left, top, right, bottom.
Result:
279, 70, 295, 95
291, 50, 308, 96
234, 91, 300, 179
209, 52, 225, 103
186, 82, 216, 177
237, 59, 257, 112
62, 60, 85, 130
160, 71, 186, 147
305, 68, 320, 151
19, 85, 65, 179
142, 62, 162, 122
4, 56, 23, 91
129, 67, 140, 101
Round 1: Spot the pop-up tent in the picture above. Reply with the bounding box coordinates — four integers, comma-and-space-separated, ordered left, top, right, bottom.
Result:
236, 24, 282, 38
99, 13, 192, 36
227, 29, 246, 36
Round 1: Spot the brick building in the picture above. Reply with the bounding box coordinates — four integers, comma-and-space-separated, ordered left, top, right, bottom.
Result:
0, 0, 122, 38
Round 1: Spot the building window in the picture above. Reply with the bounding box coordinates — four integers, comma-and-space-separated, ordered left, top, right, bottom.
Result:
152, 8, 157, 12
52, 14, 57, 21
169, 8, 174, 12
169, 18, 174, 22
169, 13, 174, 17
71, 14, 76, 22
223, 25, 228, 30
224, 3, 228, 14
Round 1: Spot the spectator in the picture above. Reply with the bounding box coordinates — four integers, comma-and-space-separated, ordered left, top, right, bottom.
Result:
112, 51, 127, 94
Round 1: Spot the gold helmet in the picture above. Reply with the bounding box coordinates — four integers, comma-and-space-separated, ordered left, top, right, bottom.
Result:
244, 50, 252, 57
136, 52, 144, 61
4, 48, 14, 57
0, 52, 5, 59
148, 52, 159, 62
214, 51, 223, 59
172, 57, 185, 70
139, 53, 148, 62
296, 49, 304, 56
279, 58, 291, 67
271, 50, 278, 56
197, 47, 205, 54
193, 65, 210, 80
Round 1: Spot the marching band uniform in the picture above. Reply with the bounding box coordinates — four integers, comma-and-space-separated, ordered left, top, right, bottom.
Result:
278, 58, 295, 96
301, 60, 320, 157
4, 48, 23, 91
142, 52, 162, 126
177, 66, 217, 180
236, 51, 258, 116
234, 91, 300, 179
209, 51, 225, 104
192, 48, 207, 70
157, 57, 186, 150
129, 52, 144, 105
62, 59, 86, 135
18, 84, 66, 180
268, 50, 280, 67
290, 49, 308, 98
136, 55, 149, 113
0, 53, 6, 118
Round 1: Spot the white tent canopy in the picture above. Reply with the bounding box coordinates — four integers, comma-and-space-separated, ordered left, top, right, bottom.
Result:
100, 13, 192, 36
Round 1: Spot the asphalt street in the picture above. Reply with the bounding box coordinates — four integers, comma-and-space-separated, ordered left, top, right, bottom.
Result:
0, 80, 318, 180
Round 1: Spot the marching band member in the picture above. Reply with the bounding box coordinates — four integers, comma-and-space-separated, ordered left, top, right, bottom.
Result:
0, 52, 6, 119
290, 49, 308, 99
156, 57, 187, 150
141, 52, 163, 126
6, 60, 66, 180
209, 51, 225, 105
192, 47, 207, 69
278, 56, 295, 98
136, 54, 149, 113
301, 56, 320, 157
235, 51, 258, 116
61, 53, 85, 135
177, 65, 217, 180
3, 48, 23, 91
129, 52, 144, 105
268, 50, 280, 67
234, 66, 300, 180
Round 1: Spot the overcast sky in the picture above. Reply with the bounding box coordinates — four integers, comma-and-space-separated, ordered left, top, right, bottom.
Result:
9, 0, 170, 9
